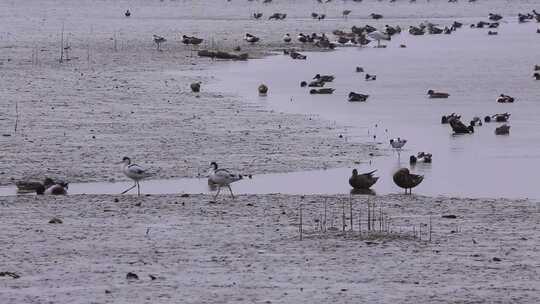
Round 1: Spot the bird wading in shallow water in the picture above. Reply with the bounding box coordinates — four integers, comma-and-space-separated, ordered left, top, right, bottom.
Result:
208, 162, 243, 200
119, 157, 151, 196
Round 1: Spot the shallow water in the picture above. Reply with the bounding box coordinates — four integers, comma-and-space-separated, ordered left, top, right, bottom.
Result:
191, 21, 540, 200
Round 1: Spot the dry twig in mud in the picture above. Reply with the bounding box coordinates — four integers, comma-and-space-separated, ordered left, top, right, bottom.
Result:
299, 203, 303, 241
14, 101, 19, 133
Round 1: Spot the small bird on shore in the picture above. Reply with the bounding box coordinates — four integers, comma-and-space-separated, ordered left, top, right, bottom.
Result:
208, 162, 243, 200
125, 9, 131, 17
119, 157, 150, 196
393, 168, 423, 194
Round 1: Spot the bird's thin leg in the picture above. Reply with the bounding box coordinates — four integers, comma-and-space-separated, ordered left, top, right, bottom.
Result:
213, 186, 221, 200
137, 181, 140, 197
227, 185, 235, 199
121, 182, 137, 194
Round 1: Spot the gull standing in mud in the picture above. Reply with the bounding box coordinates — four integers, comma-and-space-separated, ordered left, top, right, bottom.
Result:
208, 162, 243, 200
119, 157, 150, 196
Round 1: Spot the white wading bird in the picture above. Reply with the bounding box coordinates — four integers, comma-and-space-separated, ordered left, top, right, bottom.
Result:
368, 30, 391, 48
119, 157, 151, 196
208, 162, 243, 200
390, 138, 407, 159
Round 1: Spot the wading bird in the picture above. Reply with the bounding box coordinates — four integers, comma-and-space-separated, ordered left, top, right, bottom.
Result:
119, 157, 150, 196
208, 162, 243, 200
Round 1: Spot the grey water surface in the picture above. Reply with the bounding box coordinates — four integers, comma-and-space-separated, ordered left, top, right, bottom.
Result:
192, 20, 540, 199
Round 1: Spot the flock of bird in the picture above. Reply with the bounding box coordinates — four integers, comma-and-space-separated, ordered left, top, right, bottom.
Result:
15, 6, 538, 199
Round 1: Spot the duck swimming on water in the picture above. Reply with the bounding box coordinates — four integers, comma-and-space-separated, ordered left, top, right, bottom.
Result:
348, 92, 369, 102
427, 90, 450, 98
313, 74, 334, 82
496, 94, 514, 103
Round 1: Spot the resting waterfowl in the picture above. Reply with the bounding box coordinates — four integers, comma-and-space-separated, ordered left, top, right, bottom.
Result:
283, 33, 292, 43
258, 84, 268, 95
492, 113, 510, 122
297, 33, 309, 43
348, 92, 369, 102
356, 67, 364, 73
308, 80, 325, 87
182, 35, 203, 45
290, 51, 307, 60
489, 13, 503, 21
495, 124, 510, 135
253, 12, 263, 19
488, 31, 498, 35
37, 177, 68, 195
370, 13, 383, 19
244, 33, 260, 44
190, 82, 201, 93
452, 21, 463, 29
441, 113, 461, 124
470, 116, 482, 126
427, 90, 450, 98
268, 13, 286, 20
496, 94, 515, 103
16, 180, 43, 193
313, 74, 334, 82
384, 25, 401, 36
393, 168, 423, 194
416, 152, 432, 163
409, 26, 425, 35
310, 88, 335, 94
365, 74, 376, 81
533, 72, 540, 80
349, 169, 379, 190
449, 118, 474, 134
342, 10, 352, 18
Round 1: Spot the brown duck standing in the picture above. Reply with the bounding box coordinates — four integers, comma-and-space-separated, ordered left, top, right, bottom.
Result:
349, 169, 379, 190
393, 168, 423, 194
